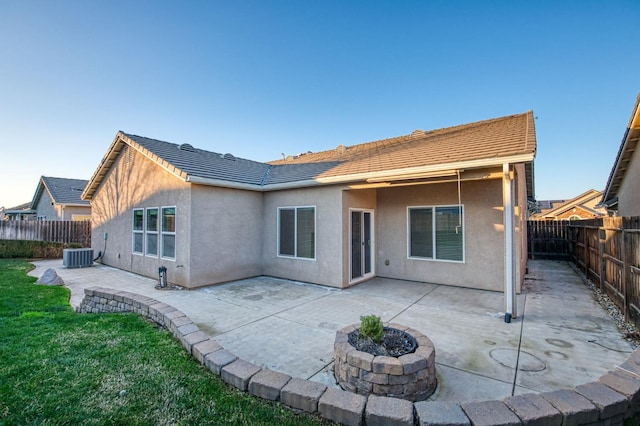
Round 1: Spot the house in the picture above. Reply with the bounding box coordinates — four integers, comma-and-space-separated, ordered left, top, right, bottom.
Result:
82, 111, 536, 316
531, 189, 606, 220
601, 93, 640, 216
1, 202, 36, 221
31, 176, 91, 221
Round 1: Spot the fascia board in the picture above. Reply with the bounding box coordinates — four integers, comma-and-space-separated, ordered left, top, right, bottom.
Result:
30, 179, 45, 209
186, 176, 265, 191
81, 133, 124, 200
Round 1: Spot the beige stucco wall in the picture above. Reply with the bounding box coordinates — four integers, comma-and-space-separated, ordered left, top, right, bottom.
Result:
262, 186, 344, 287
90, 147, 192, 287
374, 179, 506, 291
35, 191, 58, 220
617, 145, 640, 217
188, 184, 263, 287
62, 205, 91, 221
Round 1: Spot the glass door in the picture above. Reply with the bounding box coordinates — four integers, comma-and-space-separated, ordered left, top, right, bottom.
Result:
350, 209, 374, 282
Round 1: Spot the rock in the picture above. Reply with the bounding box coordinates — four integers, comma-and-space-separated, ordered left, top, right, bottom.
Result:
36, 268, 64, 286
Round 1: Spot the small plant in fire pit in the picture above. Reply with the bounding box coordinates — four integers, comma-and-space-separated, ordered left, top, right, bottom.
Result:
334, 318, 437, 401
349, 314, 417, 357
359, 314, 384, 342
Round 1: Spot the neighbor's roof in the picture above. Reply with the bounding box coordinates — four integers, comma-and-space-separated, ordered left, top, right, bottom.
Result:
601, 93, 640, 209
82, 111, 536, 199
32, 176, 90, 208
536, 189, 604, 218
4, 202, 35, 214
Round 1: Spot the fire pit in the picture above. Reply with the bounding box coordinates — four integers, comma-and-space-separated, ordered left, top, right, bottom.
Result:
334, 323, 436, 402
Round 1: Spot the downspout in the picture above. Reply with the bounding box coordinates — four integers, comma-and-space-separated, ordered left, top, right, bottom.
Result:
503, 162, 516, 323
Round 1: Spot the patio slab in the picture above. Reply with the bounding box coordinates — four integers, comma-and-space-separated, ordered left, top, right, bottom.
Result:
28, 259, 636, 403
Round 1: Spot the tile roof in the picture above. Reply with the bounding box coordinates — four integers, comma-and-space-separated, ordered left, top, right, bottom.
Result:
267, 111, 536, 180
33, 176, 90, 207
124, 134, 271, 186
83, 111, 535, 199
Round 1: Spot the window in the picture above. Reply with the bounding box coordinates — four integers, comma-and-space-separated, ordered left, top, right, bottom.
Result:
408, 205, 464, 262
132, 209, 144, 254
278, 206, 315, 259
145, 208, 158, 256
132, 207, 176, 259
161, 207, 176, 259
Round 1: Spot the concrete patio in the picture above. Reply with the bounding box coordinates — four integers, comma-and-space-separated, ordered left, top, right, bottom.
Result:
29, 259, 635, 403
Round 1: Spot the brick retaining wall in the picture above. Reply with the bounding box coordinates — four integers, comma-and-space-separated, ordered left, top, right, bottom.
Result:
78, 286, 640, 426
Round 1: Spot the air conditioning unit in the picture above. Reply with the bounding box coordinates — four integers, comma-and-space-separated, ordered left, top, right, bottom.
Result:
63, 248, 94, 268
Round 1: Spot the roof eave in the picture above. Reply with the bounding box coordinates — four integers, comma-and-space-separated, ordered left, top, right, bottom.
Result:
30, 177, 45, 209
602, 94, 640, 205
57, 203, 91, 207
311, 153, 535, 186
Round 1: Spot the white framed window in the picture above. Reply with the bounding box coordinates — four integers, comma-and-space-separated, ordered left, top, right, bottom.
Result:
132, 208, 144, 255
161, 206, 176, 259
408, 205, 464, 262
278, 206, 315, 260
145, 208, 159, 256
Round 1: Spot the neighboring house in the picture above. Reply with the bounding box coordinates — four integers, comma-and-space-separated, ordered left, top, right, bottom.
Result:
534, 199, 567, 215
82, 112, 536, 314
2, 202, 36, 221
601, 93, 640, 216
31, 176, 91, 221
531, 189, 606, 220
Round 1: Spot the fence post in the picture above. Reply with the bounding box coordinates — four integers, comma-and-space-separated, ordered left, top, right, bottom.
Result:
583, 225, 588, 276
623, 229, 630, 322
599, 227, 605, 292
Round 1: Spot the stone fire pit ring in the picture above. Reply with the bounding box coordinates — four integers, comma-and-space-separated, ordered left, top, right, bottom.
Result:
334, 322, 436, 402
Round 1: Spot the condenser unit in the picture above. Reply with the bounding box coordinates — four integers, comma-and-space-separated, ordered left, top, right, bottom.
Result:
63, 248, 94, 268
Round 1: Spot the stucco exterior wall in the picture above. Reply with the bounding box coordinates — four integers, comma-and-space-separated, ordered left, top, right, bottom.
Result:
62, 205, 91, 221
375, 179, 505, 291
262, 186, 344, 287
188, 185, 263, 287
617, 145, 640, 217
90, 147, 192, 287
35, 191, 58, 220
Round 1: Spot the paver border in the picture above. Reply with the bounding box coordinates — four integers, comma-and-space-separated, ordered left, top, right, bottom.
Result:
78, 286, 640, 426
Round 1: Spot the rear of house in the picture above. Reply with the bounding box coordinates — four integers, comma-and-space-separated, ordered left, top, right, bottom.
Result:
82, 112, 536, 302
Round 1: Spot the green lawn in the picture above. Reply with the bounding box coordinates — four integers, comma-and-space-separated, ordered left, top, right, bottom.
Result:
0, 259, 332, 425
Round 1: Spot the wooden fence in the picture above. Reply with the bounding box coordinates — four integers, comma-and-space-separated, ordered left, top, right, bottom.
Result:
0, 220, 92, 247
527, 220, 571, 260
528, 217, 640, 329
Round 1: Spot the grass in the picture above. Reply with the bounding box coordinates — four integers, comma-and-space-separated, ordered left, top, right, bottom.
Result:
0, 259, 333, 425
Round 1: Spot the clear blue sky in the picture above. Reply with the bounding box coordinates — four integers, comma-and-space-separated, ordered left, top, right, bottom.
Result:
1, 0, 638, 208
